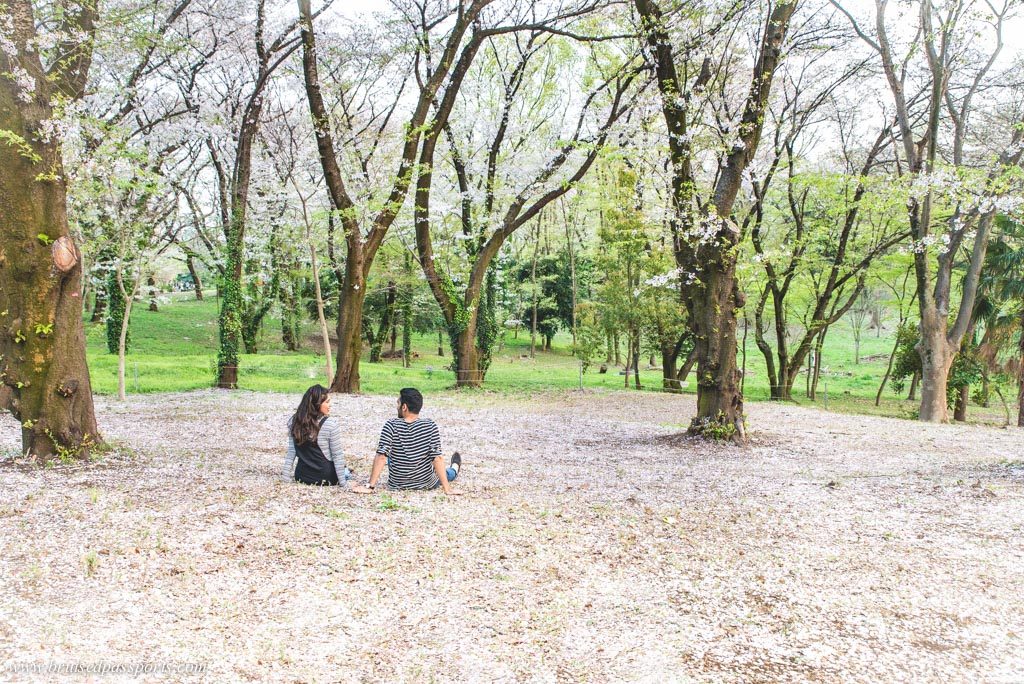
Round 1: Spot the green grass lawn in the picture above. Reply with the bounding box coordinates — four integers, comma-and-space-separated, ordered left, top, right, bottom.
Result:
85, 292, 1016, 424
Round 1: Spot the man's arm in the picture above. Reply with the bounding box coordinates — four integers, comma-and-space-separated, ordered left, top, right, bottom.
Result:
353, 453, 388, 494
433, 456, 461, 496
368, 453, 387, 488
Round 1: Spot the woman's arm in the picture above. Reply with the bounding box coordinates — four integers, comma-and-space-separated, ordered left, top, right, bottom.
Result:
324, 418, 349, 483
281, 433, 296, 481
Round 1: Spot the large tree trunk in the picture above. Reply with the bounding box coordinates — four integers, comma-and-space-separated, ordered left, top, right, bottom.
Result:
0, 0, 100, 459
917, 319, 954, 422
455, 329, 485, 388
690, 275, 745, 435
331, 251, 368, 393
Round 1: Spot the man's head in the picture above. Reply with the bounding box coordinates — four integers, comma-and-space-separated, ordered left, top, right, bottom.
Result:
398, 387, 423, 418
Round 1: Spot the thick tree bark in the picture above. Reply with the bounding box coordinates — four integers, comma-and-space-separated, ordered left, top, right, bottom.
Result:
916, 311, 954, 422
332, 256, 368, 393
0, 0, 100, 459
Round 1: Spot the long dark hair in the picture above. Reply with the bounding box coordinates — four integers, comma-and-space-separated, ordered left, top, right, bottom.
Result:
291, 385, 329, 445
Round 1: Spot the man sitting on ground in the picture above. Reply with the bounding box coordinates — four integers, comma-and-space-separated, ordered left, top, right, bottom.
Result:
352, 388, 462, 496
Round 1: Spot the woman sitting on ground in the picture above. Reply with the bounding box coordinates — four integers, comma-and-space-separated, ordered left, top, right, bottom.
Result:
281, 384, 351, 486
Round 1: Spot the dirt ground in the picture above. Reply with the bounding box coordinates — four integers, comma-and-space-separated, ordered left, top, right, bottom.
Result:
1, 390, 1022, 683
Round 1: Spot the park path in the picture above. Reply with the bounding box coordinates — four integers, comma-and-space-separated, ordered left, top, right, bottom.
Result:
1, 389, 1022, 682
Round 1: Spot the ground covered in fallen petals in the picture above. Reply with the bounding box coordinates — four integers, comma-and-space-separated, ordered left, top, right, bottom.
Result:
1, 389, 1022, 683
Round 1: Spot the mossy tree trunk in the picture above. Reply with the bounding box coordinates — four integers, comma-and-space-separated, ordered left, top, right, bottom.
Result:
0, 0, 100, 459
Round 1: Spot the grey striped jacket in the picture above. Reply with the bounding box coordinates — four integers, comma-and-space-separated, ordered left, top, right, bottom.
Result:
282, 416, 350, 482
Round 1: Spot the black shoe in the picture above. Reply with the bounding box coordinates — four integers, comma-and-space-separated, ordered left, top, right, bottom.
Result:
450, 451, 461, 473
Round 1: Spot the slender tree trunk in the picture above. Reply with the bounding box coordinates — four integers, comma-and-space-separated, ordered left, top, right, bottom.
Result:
91, 286, 107, 323
186, 255, 204, 300
565, 215, 578, 352
280, 278, 299, 352
632, 332, 641, 389
953, 385, 969, 422
876, 329, 901, 406
402, 252, 412, 369
370, 281, 396, 363
908, 370, 920, 401
147, 274, 158, 312
810, 331, 827, 400
1017, 310, 1024, 427
530, 223, 540, 359
1017, 367, 1024, 428
437, 327, 445, 357
106, 266, 128, 354
741, 313, 748, 396
115, 262, 140, 402
623, 341, 631, 389
308, 237, 332, 385
806, 345, 813, 398
677, 347, 697, 383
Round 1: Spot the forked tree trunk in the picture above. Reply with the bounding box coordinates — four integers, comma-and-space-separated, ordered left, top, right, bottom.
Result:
0, 0, 100, 459
677, 347, 697, 383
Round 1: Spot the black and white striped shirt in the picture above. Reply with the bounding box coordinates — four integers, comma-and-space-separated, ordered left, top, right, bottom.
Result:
376, 418, 442, 490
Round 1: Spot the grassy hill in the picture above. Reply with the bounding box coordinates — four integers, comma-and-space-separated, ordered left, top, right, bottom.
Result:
84, 291, 1015, 424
